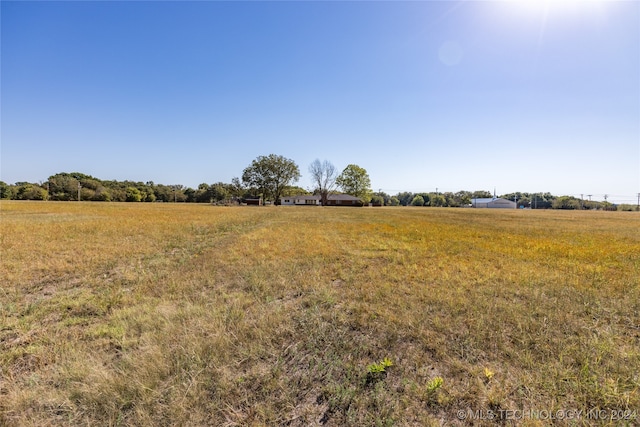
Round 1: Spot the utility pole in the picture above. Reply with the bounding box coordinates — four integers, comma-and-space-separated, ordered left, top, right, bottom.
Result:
637, 193, 640, 211
580, 194, 584, 210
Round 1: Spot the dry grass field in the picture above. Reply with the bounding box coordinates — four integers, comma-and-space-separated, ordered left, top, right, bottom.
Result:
1, 201, 639, 426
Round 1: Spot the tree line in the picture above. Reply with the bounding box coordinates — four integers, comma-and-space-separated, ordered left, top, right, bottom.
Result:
0, 155, 374, 206
0, 155, 633, 210
0, 172, 248, 204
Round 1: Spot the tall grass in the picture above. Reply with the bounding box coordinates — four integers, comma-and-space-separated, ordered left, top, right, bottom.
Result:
1, 202, 638, 425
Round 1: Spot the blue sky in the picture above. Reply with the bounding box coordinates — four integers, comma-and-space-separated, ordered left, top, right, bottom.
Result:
2, 1, 638, 203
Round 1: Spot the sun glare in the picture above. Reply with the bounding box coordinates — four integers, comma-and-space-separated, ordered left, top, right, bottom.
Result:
502, 0, 607, 15
497, 0, 609, 44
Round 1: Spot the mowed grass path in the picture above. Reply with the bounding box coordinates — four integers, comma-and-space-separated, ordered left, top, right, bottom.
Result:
1, 201, 638, 426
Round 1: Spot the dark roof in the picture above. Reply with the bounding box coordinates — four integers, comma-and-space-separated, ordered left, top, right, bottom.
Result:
328, 194, 361, 201
281, 194, 361, 201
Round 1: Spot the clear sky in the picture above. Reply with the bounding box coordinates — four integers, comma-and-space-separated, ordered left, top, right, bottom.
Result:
2, 0, 639, 203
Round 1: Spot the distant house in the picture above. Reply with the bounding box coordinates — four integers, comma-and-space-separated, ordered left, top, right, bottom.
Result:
325, 194, 364, 206
471, 197, 516, 209
281, 195, 319, 205
280, 194, 363, 207
243, 198, 262, 206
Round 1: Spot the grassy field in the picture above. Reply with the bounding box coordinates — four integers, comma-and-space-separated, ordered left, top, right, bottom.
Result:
1, 201, 639, 426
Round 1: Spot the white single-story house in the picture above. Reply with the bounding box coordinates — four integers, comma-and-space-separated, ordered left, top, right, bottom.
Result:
281, 195, 320, 205
471, 197, 516, 209
280, 194, 363, 206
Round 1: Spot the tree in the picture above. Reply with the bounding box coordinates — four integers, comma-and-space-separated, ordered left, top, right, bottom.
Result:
242, 154, 301, 204
209, 182, 232, 204
454, 191, 472, 206
431, 194, 446, 207
309, 159, 337, 206
195, 183, 212, 203
144, 190, 156, 202
552, 196, 581, 210
281, 185, 310, 197
152, 184, 173, 202
472, 190, 493, 199
373, 191, 391, 206
79, 186, 95, 201
417, 193, 431, 206
0, 181, 12, 199
47, 173, 79, 200
395, 192, 415, 206
170, 185, 187, 202
442, 192, 457, 207
336, 164, 372, 203
184, 187, 197, 203
230, 177, 244, 200
370, 194, 384, 206
15, 183, 47, 200
92, 186, 112, 201
411, 195, 425, 206
125, 187, 142, 202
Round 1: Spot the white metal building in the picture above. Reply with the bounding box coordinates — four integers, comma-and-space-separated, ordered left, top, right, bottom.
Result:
471, 197, 516, 209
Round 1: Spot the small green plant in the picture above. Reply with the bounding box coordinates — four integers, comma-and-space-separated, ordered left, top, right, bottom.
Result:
426, 376, 443, 393
424, 376, 445, 406
483, 367, 495, 381
367, 363, 385, 374
366, 357, 394, 384
367, 357, 393, 374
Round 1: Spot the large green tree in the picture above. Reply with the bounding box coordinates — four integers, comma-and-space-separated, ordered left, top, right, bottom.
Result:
15, 183, 48, 200
411, 195, 425, 206
125, 187, 143, 202
47, 173, 79, 201
242, 154, 301, 204
430, 193, 446, 207
370, 194, 384, 206
0, 181, 12, 199
336, 164, 371, 202
395, 192, 415, 206
552, 196, 581, 210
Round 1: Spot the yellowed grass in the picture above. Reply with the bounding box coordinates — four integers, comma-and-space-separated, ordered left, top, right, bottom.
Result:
1, 201, 639, 425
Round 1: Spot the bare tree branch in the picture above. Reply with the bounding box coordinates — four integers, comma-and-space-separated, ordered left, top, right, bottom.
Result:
309, 159, 337, 206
